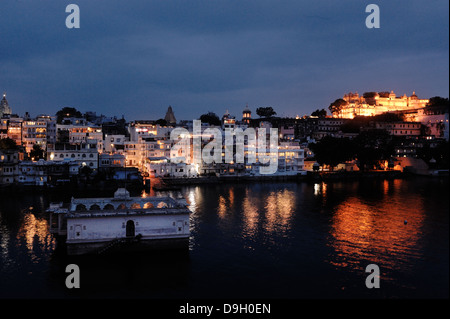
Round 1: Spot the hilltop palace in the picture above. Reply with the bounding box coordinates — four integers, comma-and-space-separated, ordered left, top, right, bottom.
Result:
334, 91, 429, 119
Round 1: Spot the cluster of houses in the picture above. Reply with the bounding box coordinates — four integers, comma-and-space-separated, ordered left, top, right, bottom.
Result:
1, 91, 449, 187
0, 98, 306, 187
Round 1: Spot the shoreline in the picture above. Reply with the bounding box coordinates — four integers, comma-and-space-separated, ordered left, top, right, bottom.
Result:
161, 170, 404, 184
157, 169, 447, 188
1, 169, 447, 194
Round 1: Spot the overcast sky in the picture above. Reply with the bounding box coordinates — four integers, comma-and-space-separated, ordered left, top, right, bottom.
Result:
1, 0, 448, 121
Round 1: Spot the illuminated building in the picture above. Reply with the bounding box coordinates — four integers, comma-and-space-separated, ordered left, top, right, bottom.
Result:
242, 104, 252, 125
128, 121, 172, 141
46, 140, 99, 170
279, 125, 295, 140
374, 121, 422, 137
47, 187, 191, 255
334, 91, 429, 119
68, 125, 102, 144
222, 110, 236, 130
103, 134, 127, 153
312, 118, 348, 140
22, 119, 48, 154
98, 153, 125, 170
275, 141, 305, 175
0, 149, 20, 185
6, 117, 23, 146
18, 160, 79, 186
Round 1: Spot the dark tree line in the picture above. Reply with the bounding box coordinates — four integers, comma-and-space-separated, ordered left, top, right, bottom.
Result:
309, 129, 395, 171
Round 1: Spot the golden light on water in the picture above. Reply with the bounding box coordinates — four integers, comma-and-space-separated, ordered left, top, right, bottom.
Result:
16, 212, 55, 254
213, 188, 297, 239
242, 189, 259, 236
218, 195, 227, 218
328, 188, 425, 274
263, 190, 295, 233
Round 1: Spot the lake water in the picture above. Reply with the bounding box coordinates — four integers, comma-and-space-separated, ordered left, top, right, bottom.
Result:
0, 176, 448, 299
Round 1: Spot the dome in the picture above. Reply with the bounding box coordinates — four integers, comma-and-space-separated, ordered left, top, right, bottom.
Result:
114, 188, 130, 199
389, 90, 396, 98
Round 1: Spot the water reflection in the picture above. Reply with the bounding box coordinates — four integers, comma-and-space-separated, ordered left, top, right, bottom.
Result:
0, 215, 10, 267
0, 202, 55, 277
218, 195, 227, 218
211, 187, 297, 244
0, 178, 447, 298
242, 189, 259, 238
16, 211, 55, 254
186, 187, 199, 213
263, 189, 296, 233
327, 181, 425, 279
314, 182, 327, 197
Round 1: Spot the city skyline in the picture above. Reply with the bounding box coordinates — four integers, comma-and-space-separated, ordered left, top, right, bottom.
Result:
1, 0, 449, 121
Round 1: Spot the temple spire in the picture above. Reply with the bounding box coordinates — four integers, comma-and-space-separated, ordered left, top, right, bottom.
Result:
164, 105, 176, 125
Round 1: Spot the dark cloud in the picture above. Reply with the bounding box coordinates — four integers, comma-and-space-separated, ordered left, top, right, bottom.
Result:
1, 0, 448, 121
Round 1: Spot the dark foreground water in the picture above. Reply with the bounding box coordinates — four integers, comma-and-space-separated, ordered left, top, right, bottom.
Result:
0, 176, 448, 299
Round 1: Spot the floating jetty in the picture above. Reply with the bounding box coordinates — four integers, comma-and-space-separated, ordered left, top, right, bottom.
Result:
47, 188, 191, 255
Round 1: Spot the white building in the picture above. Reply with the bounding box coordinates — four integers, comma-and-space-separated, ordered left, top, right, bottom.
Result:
103, 134, 128, 153
128, 121, 173, 142
99, 153, 125, 170
18, 159, 78, 186
0, 149, 20, 185
48, 188, 191, 255
144, 157, 199, 178
47, 140, 99, 170
22, 119, 48, 154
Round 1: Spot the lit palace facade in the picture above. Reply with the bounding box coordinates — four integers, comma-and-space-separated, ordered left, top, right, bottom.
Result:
334, 91, 429, 119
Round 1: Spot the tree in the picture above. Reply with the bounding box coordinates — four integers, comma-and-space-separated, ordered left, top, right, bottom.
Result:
309, 136, 355, 171
30, 144, 45, 160
311, 109, 327, 117
0, 138, 18, 150
56, 107, 83, 124
79, 165, 93, 183
363, 92, 377, 99
353, 129, 393, 171
417, 140, 449, 169
427, 96, 449, 108
199, 112, 221, 126
363, 92, 378, 105
256, 107, 277, 118
155, 118, 168, 126
328, 99, 348, 117
372, 112, 404, 122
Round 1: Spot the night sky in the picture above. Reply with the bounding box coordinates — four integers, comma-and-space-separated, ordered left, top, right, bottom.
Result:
1, 0, 448, 121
